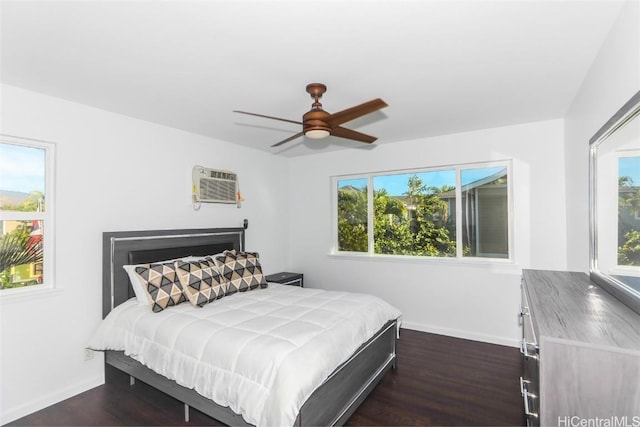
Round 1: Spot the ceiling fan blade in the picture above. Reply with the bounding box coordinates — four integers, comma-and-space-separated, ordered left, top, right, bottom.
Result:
233, 110, 303, 126
331, 126, 377, 144
326, 98, 388, 127
271, 131, 304, 147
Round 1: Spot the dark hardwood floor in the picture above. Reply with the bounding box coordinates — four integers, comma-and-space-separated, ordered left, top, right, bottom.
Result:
7, 329, 524, 426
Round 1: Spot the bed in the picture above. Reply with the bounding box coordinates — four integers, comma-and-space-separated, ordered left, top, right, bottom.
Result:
93, 227, 400, 426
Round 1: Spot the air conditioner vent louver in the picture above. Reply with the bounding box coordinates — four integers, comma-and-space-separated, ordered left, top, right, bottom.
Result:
192, 166, 238, 204
200, 178, 236, 202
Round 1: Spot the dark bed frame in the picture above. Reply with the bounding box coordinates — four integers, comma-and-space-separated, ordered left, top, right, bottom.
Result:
102, 227, 398, 426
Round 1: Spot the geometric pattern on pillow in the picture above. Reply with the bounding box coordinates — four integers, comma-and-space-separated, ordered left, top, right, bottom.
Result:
214, 251, 267, 295
133, 262, 187, 313
174, 259, 226, 307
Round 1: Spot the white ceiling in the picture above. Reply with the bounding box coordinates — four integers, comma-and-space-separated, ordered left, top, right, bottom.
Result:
0, 0, 626, 157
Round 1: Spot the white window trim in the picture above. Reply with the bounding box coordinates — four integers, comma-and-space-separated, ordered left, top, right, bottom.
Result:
0, 134, 56, 303
331, 160, 513, 263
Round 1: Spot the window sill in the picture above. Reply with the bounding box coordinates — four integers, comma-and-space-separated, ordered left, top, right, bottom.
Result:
0, 286, 62, 305
607, 266, 640, 277
327, 252, 520, 272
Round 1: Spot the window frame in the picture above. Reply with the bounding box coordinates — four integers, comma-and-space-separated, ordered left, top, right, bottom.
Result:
615, 150, 640, 273
331, 160, 513, 263
0, 134, 56, 300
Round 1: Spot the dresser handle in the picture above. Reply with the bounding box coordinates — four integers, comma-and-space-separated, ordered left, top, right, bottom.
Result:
520, 339, 538, 360
520, 376, 539, 418
523, 390, 539, 419
519, 303, 529, 317
519, 304, 529, 325
519, 376, 531, 395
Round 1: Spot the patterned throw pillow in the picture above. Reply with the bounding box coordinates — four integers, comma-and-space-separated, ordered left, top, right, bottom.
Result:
214, 251, 267, 294
133, 261, 187, 312
174, 259, 226, 307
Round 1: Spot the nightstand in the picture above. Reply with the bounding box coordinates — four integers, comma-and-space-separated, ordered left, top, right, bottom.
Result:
266, 272, 304, 287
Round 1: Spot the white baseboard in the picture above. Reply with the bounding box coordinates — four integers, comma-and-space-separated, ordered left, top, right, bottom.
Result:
400, 321, 519, 348
0, 374, 104, 425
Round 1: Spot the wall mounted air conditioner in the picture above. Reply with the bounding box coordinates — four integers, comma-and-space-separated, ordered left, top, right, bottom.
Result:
192, 166, 240, 206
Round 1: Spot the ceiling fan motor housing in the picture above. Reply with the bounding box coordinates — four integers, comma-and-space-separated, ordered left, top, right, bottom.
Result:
303, 108, 332, 135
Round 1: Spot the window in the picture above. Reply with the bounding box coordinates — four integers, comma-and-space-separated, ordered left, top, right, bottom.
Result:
618, 153, 640, 267
0, 136, 55, 291
337, 178, 368, 252
333, 161, 511, 260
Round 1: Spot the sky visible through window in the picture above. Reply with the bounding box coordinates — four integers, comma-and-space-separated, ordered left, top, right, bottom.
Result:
338, 167, 506, 195
0, 143, 45, 194
619, 156, 640, 184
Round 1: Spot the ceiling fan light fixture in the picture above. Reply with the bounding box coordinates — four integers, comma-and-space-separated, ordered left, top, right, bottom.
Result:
305, 129, 330, 139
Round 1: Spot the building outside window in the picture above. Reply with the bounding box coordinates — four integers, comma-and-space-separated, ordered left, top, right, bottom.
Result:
334, 161, 511, 261
0, 136, 54, 291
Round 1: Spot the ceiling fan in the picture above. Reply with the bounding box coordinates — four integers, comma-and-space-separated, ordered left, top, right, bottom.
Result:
234, 83, 388, 147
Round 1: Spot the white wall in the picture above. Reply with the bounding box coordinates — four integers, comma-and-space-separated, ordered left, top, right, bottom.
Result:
0, 84, 289, 424
564, 0, 640, 272
286, 119, 567, 346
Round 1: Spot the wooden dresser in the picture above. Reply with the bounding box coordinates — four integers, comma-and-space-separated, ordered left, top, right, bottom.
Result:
520, 269, 640, 426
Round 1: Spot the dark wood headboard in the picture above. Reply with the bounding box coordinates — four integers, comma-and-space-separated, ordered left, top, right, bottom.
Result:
102, 228, 244, 318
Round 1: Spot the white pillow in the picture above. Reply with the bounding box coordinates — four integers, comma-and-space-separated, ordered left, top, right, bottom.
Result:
182, 252, 228, 262
123, 264, 152, 306
123, 257, 183, 306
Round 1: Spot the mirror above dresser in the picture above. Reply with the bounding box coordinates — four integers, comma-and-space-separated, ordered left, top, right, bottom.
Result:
589, 90, 640, 315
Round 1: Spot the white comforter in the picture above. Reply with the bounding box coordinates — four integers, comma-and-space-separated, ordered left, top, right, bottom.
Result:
88, 283, 401, 427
